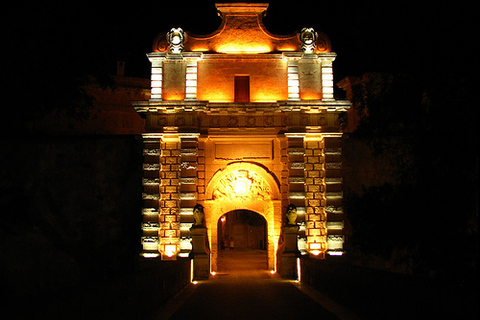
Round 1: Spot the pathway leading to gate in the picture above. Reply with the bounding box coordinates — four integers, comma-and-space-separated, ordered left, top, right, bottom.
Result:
148, 249, 360, 320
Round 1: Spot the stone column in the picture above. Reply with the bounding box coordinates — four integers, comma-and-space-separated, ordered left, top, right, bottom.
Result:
285, 133, 306, 255
158, 133, 181, 260
304, 133, 327, 258
323, 133, 345, 256
184, 53, 202, 101
141, 134, 162, 258
320, 54, 336, 101
147, 53, 166, 101
178, 133, 200, 257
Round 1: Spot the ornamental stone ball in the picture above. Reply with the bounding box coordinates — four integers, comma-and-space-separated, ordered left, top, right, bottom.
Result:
286, 204, 298, 225
193, 204, 205, 226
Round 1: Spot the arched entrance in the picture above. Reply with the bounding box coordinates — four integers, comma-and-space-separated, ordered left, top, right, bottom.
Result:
217, 210, 267, 272
203, 162, 282, 272
218, 210, 267, 251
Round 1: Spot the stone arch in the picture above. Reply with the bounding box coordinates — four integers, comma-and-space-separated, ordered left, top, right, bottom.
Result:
205, 162, 281, 200
203, 162, 282, 272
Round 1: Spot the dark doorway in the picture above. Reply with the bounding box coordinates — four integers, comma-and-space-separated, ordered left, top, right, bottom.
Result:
218, 210, 266, 250
234, 75, 250, 102
217, 210, 267, 272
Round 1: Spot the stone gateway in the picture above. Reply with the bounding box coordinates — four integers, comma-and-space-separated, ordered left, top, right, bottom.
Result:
135, 3, 350, 276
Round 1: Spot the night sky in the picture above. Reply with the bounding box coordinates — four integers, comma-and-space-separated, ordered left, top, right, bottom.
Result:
4, 1, 474, 83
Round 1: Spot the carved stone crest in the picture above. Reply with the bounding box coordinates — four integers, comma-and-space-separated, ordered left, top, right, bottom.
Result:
167, 27, 186, 53
300, 27, 317, 53
212, 170, 271, 201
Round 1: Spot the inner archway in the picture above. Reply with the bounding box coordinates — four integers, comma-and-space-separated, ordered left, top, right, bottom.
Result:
217, 210, 268, 272
203, 162, 282, 272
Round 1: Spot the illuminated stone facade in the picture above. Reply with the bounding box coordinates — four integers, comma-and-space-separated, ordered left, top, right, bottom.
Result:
135, 3, 350, 270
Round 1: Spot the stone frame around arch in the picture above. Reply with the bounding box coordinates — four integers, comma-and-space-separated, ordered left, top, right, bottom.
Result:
202, 162, 282, 272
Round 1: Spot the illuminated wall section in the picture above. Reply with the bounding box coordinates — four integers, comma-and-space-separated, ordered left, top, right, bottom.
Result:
141, 134, 161, 258
196, 58, 288, 102
320, 54, 336, 101
148, 54, 165, 100
136, 3, 350, 267
158, 133, 181, 260
140, 133, 182, 260
303, 133, 327, 257
323, 133, 345, 255
178, 134, 200, 258
298, 58, 322, 100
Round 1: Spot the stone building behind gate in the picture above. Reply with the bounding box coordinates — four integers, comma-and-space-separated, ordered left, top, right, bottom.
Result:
134, 3, 350, 273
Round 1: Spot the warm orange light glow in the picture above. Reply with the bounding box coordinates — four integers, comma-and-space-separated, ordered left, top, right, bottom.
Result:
205, 162, 282, 272
197, 59, 288, 102
309, 242, 323, 256
191, 46, 209, 52
164, 244, 177, 258
233, 170, 252, 196
216, 45, 272, 54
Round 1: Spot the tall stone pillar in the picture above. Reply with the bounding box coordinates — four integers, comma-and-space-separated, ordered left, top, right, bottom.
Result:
158, 133, 181, 260
141, 134, 162, 258
178, 133, 200, 257
304, 133, 327, 258
323, 133, 345, 255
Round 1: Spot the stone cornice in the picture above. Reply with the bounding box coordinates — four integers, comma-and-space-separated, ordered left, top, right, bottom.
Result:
132, 100, 350, 114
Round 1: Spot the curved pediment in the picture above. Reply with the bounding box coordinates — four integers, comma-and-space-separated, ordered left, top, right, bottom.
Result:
153, 3, 331, 54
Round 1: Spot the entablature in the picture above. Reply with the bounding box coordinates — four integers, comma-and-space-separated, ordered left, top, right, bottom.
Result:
132, 100, 350, 115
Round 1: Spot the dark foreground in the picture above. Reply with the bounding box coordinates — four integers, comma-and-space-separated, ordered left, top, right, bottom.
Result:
148, 249, 356, 320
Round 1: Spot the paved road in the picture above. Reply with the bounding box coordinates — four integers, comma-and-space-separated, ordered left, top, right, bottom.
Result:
148, 249, 354, 320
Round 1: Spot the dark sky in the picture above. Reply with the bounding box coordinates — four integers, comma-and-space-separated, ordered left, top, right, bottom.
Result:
3, 1, 475, 83
104, 0, 475, 80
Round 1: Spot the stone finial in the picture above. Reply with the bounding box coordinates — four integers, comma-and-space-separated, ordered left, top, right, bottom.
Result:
286, 204, 298, 225
300, 27, 318, 53
193, 204, 205, 226
167, 27, 186, 53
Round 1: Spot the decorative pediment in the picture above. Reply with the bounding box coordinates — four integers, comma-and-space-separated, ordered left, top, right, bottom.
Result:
153, 3, 331, 54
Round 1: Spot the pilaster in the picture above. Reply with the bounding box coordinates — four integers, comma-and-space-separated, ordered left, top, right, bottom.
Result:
148, 53, 166, 100
304, 133, 327, 258
141, 134, 162, 258
320, 54, 336, 101
323, 133, 345, 255
158, 133, 181, 260
285, 133, 307, 253
178, 133, 200, 257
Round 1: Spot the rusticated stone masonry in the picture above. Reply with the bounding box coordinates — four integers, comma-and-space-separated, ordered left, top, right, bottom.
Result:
158, 134, 181, 260
303, 133, 327, 258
